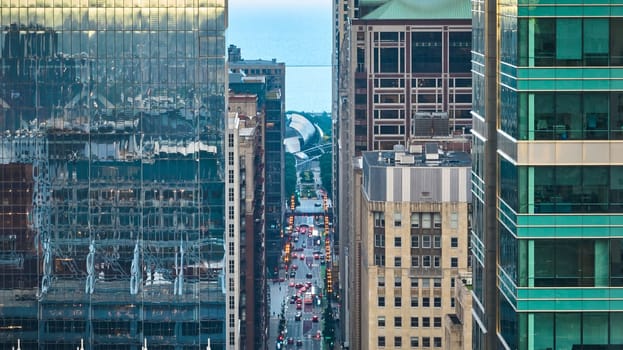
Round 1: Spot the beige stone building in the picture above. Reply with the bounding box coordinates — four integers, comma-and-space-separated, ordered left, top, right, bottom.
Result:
444, 275, 473, 350
352, 144, 471, 349
227, 92, 267, 350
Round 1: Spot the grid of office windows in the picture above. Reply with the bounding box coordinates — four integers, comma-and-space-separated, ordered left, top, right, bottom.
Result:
0, 1, 228, 348
500, 162, 623, 214
518, 18, 623, 67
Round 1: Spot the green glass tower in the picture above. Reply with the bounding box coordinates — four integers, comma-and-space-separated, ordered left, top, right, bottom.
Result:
472, 0, 623, 348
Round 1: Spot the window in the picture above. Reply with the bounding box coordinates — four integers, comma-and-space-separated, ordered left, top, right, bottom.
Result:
375, 254, 386, 266
423, 297, 430, 307
422, 278, 430, 288
411, 256, 419, 267
451, 237, 458, 248
422, 235, 431, 248
411, 278, 419, 288
451, 257, 458, 268
393, 256, 401, 267
434, 337, 442, 347
395, 237, 402, 247
433, 256, 440, 268
422, 317, 430, 327
394, 212, 402, 227
394, 316, 402, 327
433, 213, 441, 228
423, 255, 431, 267
411, 337, 419, 347
395, 336, 402, 348
451, 278, 456, 288
395, 276, 402, 287
378, 296, 385, 307
449, 31, 472, 72
450, 212, 458, 229
433, 236, 441, 248
434, 317, 442, 328
434, 297, 441, 307
375, 233, 385, 247
451, 297, 455, 307
374, 212, 385, 227
412, 31, 442, 72
434, 278, 441, 288
423, 337, 431, 347
411, 235, 419, 248
422, 213, 431, 228
394, 296, 402, 307
379, 336, 386, 347
378, 316, 386, 327
411, 213, 420, 228
411, 296, 419, 307
410, 317, 419, 327
378, 275, 385, 287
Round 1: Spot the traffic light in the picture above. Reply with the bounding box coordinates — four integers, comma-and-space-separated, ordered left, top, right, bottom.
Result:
326, 268, 333, 293
325, 237, 331, 263
284, 242, 290, 263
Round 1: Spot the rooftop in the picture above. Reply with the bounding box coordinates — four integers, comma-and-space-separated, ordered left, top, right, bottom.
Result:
362, 0, 471, 20
362, 143, 471, 168
228, 58, 284, 67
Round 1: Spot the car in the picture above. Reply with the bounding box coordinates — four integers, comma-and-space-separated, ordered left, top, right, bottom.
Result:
291, 264, 298, 271
305, 281, 312, 288
296, 303, 302, 310
312, 315, 319, 322
289, 281, 295, 288
291, 252, 298, 259
289, 271, 296, 278
293, 236, 299, 242
295, 312, 302, 321
299, 286, 307, 293
314, 331, 322, 340
295, 282, 304, 289
287, 337, 294, 344
296, 339, 303, 347
314, 202, 322, 207
306, 273, 313, 279
313, 253, 320, 260
299, 254, 305, 260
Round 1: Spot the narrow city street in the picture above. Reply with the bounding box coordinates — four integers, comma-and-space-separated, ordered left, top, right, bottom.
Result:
269, 163, 333, 350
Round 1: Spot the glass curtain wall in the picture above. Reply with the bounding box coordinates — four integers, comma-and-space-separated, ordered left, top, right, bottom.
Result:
0, 1, 227, 349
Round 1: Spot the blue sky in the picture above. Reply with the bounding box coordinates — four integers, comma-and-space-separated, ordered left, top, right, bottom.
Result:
228, 0, 333, 111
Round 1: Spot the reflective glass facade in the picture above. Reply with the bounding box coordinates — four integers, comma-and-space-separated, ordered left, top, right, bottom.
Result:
0, 1, 228, 349
474, 0, 623, 348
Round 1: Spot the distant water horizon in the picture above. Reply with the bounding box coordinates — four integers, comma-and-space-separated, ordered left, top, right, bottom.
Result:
228, 5, 332, 113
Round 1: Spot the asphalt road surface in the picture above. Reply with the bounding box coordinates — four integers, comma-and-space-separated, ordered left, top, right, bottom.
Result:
272, 222, 325, 350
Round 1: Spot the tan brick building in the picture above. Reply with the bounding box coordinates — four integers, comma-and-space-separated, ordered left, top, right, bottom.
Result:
352, 144, 471, 349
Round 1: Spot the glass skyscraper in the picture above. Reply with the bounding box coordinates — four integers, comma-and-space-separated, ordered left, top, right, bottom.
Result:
0, 1, 229, 349
472, 0, 623, 348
